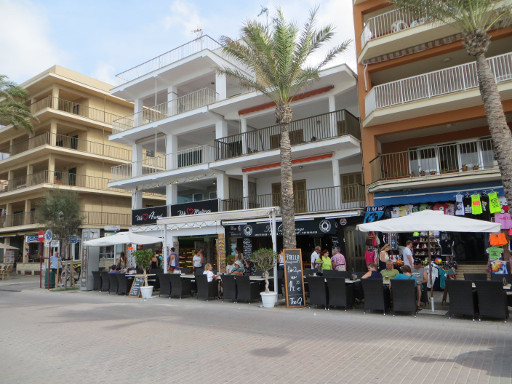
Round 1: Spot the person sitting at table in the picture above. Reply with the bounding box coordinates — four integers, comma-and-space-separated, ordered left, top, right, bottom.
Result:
381, 260, 399, 280
225, 257, 235, 274
203, 263, 221, 282
361, 263, 382, 279
315, 249, 332, 274
230, 261, 245, 276
109, 265, 120, 274
391, 265, 417, 287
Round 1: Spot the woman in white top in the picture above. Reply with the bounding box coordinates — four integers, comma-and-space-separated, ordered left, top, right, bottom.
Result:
193, 248, 204, 270
203, 263, 220, 282
379, 243, 391, 271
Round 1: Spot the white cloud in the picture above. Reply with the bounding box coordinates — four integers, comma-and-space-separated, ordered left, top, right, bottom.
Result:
0, 0, 66, 83
163, 0, 204, 39
91, 62, 118, 86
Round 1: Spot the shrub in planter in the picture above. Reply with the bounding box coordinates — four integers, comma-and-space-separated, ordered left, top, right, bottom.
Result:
132, 249, 153, 286
250, 248, 278, 293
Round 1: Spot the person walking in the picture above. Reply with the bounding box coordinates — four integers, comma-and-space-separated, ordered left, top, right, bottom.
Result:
168, 247, 179, 272
403, 240, 414, 269
331, 247, 347, 271
310, 246, 321, 270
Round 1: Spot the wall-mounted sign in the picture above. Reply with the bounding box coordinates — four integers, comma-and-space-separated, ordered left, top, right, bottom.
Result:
227, 218, 338, 238
170, 199, 218, 217
26, 235, 39, 243
364, 206, 385, 223
132, 205, 167, 225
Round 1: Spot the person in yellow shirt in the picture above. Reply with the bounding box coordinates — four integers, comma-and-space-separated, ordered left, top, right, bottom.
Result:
315, 249, 332, 273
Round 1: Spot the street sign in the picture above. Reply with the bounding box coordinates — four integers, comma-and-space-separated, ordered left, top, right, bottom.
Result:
69, 235, 78, 244
38, 230, 44, 242
51, 240, 60, 248
104, 225, 120, 232
45, 230, 52, 242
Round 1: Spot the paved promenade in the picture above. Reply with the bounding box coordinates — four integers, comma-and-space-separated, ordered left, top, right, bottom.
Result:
0, 276, 511, 384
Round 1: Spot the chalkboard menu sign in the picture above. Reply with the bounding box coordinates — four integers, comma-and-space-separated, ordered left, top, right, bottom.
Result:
129, 277, 144, 298
283, 249, 305, 308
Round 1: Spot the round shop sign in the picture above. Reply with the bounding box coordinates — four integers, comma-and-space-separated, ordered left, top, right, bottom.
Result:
319, 220, 332, 233
339, 218, 347, 226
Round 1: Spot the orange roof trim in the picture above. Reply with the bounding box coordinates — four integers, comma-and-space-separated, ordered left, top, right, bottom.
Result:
242, 153, 332, 173
238, 85, 334, 115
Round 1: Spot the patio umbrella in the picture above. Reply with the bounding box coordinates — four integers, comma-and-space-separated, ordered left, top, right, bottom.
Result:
83, 231, 162, 246
357, 210, 501, 311
0, 243, 18, 250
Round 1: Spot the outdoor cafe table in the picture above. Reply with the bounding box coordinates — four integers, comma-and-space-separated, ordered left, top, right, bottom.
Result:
179, 274, 267, 282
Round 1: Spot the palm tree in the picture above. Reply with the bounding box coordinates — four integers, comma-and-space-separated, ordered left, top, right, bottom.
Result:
218, 7, 349, 248
392, 0, 512, 209
0, 74, 35, 133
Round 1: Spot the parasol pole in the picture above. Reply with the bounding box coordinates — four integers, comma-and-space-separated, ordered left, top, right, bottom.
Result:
428, 231, 435, 312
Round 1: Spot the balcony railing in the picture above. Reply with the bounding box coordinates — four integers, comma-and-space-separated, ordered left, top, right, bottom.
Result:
30, 96, 124, 126
365, 52, 512, 115
0, 132, 131, 161
0, 211, 36, 227
219, 184, 366, 214
0, 170, 130, 195
370, 137, 497, 183
115, 35, 222, 84
111, 145, 215, 181
81, 211, 131, 226
0, 211, 130, 228
361, 7, 430, 49
112, 87, 218, 134
215, 110, 360, 161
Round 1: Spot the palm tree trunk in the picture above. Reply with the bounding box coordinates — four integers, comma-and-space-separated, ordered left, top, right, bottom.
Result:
280, 125, 297, 249
475, 53, 512, 205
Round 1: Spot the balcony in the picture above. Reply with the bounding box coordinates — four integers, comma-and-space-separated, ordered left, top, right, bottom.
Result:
369, 138, 499, 189
0, 170, 129, 195
0, 132, 131, 162
364, 52, 512, 126
215, 110, 361, 161
111, 145, 215, 181
0, 211, 130, 229
0, 211, 36, 228
220, 184, 366, 214
115, 35, 222, 84
112, 88, 218, 134
30, 96, 124, 126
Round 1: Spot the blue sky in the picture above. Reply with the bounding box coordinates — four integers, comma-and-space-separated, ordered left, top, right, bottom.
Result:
0, 0, 356, 85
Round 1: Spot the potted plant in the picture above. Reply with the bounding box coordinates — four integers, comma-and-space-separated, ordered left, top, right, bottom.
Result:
473, 164, 480, 170
250, 248, 278, 308
429, 170, 436, 175
461, 164, 468, 172
419, 170, 426, 176
132, 248, 154, 299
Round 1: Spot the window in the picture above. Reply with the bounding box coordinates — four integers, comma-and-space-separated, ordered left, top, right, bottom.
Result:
270, 129, 304, 149
272, 179, 307, 213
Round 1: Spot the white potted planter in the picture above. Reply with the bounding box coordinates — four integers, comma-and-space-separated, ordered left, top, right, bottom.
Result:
140, 285, 154, 300
261, 291, 278, 308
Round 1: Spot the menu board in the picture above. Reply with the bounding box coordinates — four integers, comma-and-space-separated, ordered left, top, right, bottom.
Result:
129, 277, 144, 298
283, 249, 305, 308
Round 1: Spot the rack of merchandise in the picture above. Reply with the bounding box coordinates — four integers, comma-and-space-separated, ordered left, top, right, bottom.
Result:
179, 248, 194, 270
412, 232, 441, 258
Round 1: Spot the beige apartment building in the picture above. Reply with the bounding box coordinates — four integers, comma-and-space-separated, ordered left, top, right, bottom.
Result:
0, 66, 165, 274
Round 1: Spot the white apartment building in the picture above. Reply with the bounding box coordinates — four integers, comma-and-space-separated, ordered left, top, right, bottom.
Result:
109, 35, 365, 271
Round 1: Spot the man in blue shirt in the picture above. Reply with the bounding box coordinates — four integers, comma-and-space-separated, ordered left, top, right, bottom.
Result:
50, 251, 62, 286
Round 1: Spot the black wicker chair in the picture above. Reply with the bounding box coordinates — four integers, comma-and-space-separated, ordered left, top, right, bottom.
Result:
196, 275, 218, 301
475, 281, 509, 321
169, 274, 192, 299
445, 280, 477, 320
326, 277, 353, 310
361, 279, 389, 315
181, 267, 192, 274
303, 269, 316, 277
221, 275, 237, 302
390, 279, 417, 316
158, 273, 172, 298
236, 276, 260, 303
353, 271, 366, 279
108, 274, 119, 294
92, 271, 101, 291
464, 273, 487, 281
307, 276, 328, 309
100, 271, 110, 292
116, 274, 129, 295
491, 274, 512, 284
194, 267, 205, 276
323, 270, 350, 279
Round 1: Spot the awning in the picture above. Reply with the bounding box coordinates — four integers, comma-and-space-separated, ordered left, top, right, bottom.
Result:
157, 207, 280, 226
373, 181, 504, 206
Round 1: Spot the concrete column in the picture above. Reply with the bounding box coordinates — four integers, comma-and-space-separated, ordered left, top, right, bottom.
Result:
242, 173, 249, 210
48, 156, 55, 183
332, 158, 342, 210
51, 86, 59, 109
5, 203, 12, 227
165, 134, 178, 171
24, 200, 31, 225
167, 86, 178, 116
166, 184, 178, 206
216, 172, 229, 201
215, 120, 228, 139
132, 143, 143, 177
215, 73, 226, 101
134, 97, 144, 127
241, 118, 248, 155
27, 164, 33, 187
132, 189, 143, 209
50, 120, 57, 146
329, 95, 337, 137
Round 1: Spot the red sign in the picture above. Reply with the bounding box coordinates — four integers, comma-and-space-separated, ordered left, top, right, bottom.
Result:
38, 230, 44, 242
